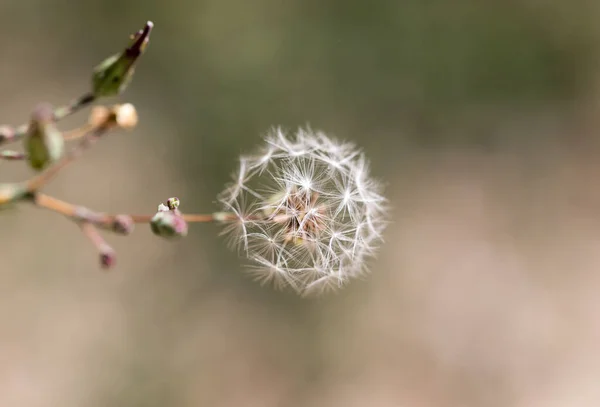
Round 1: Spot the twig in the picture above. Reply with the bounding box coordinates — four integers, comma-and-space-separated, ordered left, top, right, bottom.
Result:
80, 222, 116, 270
62, 123, 94, 141
31, 192, 230, 228
26, 125, 108, 192
0, 93, 97, 147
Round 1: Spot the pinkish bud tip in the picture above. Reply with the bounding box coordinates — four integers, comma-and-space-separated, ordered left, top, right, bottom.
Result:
100, 250, 116, 270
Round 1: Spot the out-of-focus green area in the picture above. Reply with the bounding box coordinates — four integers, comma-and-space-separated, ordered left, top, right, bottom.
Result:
1, 1, 600, 406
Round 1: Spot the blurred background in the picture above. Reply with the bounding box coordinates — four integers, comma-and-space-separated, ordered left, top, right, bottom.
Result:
1, 0, 600, 406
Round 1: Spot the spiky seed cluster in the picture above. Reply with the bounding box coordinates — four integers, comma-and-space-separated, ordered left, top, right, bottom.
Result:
218, 127, 387, 295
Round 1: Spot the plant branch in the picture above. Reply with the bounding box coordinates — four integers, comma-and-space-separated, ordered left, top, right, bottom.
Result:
31, 192, 231, 228
31, 192, 123, 232
26, 124, 109, 192
62, 123, 94, 141
53, 93, 96, 122
80, 221, 116, 270
0, 92, 96, 147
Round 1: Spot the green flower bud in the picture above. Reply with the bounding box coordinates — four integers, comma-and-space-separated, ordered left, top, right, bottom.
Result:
92, 21, 153, 97
150, 210, 188, 239
24, 103, 64, 171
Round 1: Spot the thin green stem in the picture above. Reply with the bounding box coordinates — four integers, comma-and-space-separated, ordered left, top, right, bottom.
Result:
53, 92, 96, 121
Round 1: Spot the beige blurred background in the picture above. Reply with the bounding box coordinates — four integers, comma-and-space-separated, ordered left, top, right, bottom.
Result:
1, 0, 600, 406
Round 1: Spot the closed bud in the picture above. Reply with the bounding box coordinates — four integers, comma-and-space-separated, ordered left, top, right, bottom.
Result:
112, 214, 135, 235
114, 103, 138, 129
150, 210, 188, 239
24, 103, 64, 171
100, 249, 117, 270
88, 104, 138, 130
92, 21, 153, 97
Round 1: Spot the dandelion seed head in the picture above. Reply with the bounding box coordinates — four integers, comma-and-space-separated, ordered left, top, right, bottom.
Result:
217, 127, 388, 296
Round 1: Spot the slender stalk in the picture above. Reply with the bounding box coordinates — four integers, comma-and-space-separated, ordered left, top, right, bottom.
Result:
127, 213, 230, 223
80, 222, 111, 250
32, 192, 232, 226
62, 123, 94, 141
80, 221, 115, 269
53, 93, 96, 121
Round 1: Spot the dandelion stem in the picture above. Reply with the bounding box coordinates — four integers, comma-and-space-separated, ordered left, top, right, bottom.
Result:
128, 214, 219, 223
184, 213, 226, 222
31, 192, 236, 229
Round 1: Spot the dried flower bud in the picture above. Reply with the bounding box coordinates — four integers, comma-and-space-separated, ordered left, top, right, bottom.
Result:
24, 103, 64, 171
92, 21, 153, 97
112, 214, 135, 235
100, 249, 116, 270
114, 103, 138, 129
150, 210, 188, 239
